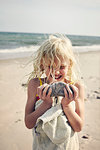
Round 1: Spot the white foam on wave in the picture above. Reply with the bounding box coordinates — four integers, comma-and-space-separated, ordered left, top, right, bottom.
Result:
0, 46, 39, 54
0, 46, 39, 60
74, 45, 100, 53
0, 45, 100, 60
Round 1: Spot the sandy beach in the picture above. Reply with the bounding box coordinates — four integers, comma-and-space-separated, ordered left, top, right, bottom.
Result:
0, 51, 100, 150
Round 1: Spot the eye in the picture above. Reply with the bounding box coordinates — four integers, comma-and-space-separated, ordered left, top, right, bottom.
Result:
48, 66, 51, 69
60, 66, 66, 69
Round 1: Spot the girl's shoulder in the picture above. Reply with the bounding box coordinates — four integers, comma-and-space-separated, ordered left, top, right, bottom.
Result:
27, 78, 42, 100
28, 77, 46, 89
28, 78, 40, 89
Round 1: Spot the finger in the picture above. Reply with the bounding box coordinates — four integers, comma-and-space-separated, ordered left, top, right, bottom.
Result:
49, 81, 57, 85
39, 83, 48, 92
41, 83, 48, 89
47, 87, 52, 97
37, 87, 42, 98
66, 84, 73, 100
37, 84, 47, 97
70, 85, 78, 100
64, 88, 69, 99
42, 85, 49, 97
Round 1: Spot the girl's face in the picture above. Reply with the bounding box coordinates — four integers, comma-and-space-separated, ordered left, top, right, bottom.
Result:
43, 56, 69, 83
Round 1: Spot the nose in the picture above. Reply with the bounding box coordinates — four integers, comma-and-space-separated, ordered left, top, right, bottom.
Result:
55, 70, 60, 75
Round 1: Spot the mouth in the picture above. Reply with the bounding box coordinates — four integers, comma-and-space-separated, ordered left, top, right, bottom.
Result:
50, 74, 62, 80
55, 75, 62, 80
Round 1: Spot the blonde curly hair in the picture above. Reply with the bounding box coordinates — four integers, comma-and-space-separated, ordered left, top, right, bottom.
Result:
28, 34, 81, 83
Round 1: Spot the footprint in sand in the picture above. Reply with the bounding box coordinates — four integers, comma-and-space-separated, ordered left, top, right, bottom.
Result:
15, 119, 21, 123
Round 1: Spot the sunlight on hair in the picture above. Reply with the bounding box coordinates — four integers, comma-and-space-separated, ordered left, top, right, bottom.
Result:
27, 34, 82, 84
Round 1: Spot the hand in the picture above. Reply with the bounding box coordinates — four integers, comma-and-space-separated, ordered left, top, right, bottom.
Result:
61, 84, 78, 107
37, 83, 53, 106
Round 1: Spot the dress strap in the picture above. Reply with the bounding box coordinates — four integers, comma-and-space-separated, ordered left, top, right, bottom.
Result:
39, 78, 42, 86
70, 81, 74, 85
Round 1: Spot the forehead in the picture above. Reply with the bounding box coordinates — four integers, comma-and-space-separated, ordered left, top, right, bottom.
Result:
44, 55, 69, 65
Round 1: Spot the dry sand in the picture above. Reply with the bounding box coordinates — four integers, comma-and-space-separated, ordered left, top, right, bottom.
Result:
0, 51, 100, 150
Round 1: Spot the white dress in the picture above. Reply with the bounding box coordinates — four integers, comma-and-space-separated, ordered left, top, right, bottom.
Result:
32, 98, 79, 150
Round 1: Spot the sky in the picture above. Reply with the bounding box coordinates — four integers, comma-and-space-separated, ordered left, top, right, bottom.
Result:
0, 0, 100, 36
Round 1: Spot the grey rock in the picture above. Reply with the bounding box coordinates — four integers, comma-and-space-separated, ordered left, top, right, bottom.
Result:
96, 96, 100, 99
46, 82, 74, 97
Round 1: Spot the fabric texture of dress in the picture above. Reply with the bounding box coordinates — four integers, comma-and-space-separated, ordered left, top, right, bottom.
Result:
32, 98, 79, 150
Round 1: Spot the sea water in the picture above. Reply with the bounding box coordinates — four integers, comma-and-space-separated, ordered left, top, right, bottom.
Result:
0, 32, 100, 60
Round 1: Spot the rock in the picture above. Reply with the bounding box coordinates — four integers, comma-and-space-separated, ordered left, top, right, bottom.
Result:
84, 98, 88, 101
87, 93, 90, 98
94, 91, 100, 94
21, 83, 27, 87
82, 135, 89, 139
81, 134, 90, 139
46, 82, 74, 97
96, 96, 100, 99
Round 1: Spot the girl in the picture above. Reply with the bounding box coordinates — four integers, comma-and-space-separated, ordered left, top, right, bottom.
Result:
24, 34, 84, 150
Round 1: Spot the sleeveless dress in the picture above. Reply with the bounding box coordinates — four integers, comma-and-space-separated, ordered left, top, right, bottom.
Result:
32, 78, 79, 150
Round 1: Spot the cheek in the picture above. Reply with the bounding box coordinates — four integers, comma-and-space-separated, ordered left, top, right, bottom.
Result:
61, 69, 68, 76
45, 68, 50, 76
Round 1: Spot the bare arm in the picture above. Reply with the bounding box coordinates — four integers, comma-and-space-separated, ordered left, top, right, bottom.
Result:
61, 82, 84, 132
24, 78, 52, 129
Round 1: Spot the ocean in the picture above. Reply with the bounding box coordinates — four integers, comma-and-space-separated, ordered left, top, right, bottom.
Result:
0, 32, 100, 60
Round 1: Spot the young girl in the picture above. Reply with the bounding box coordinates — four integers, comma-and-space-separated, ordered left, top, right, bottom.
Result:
24, 34, 84, 150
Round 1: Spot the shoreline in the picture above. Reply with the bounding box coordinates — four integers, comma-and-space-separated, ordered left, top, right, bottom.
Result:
0, 49, 100, 61
0, 50, 100, 150
0, 47, 100, 61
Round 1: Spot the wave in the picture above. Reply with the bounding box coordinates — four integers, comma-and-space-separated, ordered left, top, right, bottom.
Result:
0, 46, 39, 54
74, 45, 100, 53
0, 46, 39, 60
0, 45, 100, 60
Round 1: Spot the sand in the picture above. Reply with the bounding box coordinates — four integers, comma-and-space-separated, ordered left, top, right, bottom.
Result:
0, 51, 100, 150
